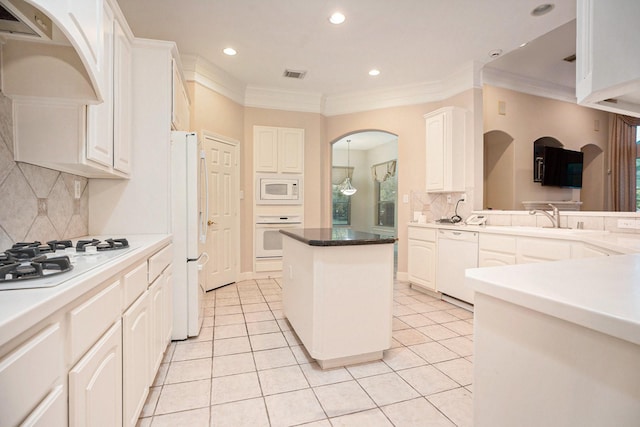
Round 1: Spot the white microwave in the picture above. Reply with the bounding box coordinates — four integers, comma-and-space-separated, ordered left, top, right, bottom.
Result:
256, 174, 303, 204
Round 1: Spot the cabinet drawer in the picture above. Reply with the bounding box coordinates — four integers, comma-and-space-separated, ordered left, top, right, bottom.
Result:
69, 279, 122, 363
407, 227, 436, 242
0, 323, 62, 427
148, 244, 172, 284
123, 262, 148, 309
518, 237, 571, 261
479, 233, 517, 253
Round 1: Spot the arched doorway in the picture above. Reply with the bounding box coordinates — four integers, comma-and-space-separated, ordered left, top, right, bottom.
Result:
331, 130, 398, 268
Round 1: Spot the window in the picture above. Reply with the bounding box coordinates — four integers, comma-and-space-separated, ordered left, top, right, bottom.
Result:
375, 173, 397, 227
332, 184, 351, 225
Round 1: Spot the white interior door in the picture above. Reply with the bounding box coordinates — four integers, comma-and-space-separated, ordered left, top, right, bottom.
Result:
203, 133, 239, 290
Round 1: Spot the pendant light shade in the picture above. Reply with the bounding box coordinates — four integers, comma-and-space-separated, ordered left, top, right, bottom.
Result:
340, 139, 357, 196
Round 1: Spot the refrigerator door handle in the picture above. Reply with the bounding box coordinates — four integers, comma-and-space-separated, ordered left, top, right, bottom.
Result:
197, 252, 209, 269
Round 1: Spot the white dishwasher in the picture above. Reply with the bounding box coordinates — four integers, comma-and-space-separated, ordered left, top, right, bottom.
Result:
436, 229, 478, 306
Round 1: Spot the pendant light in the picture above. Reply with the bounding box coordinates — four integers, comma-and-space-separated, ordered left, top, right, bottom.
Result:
340, 139, 357, 196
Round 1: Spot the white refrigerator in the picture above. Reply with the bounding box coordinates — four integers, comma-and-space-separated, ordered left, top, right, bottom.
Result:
171, 131, 208, 339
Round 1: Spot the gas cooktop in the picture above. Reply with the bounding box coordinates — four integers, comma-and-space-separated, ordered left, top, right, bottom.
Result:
0, 238, 133, 291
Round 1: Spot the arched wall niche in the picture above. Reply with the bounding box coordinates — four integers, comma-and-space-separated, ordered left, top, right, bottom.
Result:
484, 130, 515, 210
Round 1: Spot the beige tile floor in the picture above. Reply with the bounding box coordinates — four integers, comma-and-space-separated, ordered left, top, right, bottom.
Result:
137, 278, 473, 427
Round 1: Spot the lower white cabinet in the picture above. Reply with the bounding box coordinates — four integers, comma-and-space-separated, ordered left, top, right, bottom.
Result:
407, 227, 437, 292
517, 237, 572, 264
69, 321, 123, 427
478, 233, 516, 267
123, 291, 151, 427
0, 323, 64, 427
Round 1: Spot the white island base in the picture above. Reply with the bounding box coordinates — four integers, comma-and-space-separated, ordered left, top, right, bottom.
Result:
281, 231, 394, 369
468, 255, 640, 427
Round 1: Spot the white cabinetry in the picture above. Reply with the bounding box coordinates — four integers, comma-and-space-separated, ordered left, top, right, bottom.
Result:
254, 126, 304, 173
478, 234, 516, 267
576, 0, 640, 116
69, 321, 122, 427
11, 0, 132, 178
171, 58, 191, 131
424, 107, 466, 192
86, 0, 114, 168
0, 323, 64, 427
517, 237, 572, 264
122, 291, 151, 427
407, 226, 437, 292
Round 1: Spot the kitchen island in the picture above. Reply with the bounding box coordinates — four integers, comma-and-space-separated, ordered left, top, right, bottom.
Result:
467, 254, 640, 427
280, 228, 396, 369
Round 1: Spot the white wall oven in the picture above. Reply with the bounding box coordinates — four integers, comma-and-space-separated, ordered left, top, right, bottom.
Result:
255, 215, 302, 258
256, 174, 302, 204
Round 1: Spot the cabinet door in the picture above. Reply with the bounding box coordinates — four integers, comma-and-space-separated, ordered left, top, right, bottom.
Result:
163, 265, 174, 346
69, 321, 123, 427
86, 0, 114, 168
172, 59, 190, 131
123, 292, 150, 427
278, 128, 304, 173
478, 250, 516, 267
113, 18, 132, 174
407, 239, 436, 291
0, 324, 63, 427
149, 278, 164, 379
255, 126, 279, 172
425, 113, 445, 191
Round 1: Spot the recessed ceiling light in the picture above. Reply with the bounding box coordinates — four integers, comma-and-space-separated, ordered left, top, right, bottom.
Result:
369, 69, 380, 76
223, 47, 237, 56
329, 12, 346, 25
488, 49, 503, 58
531, 3, 554, 16
519, 42, 528, 48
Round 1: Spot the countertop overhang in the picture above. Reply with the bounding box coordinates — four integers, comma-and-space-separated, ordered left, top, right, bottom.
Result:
467, 253, 640, 346
280, 228, 396, 247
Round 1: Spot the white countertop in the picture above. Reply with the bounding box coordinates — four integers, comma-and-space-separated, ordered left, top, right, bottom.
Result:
466, 254, 640, 346
409, 222, 640, 253
409, 222, 640, 345
0, 234, 171, 347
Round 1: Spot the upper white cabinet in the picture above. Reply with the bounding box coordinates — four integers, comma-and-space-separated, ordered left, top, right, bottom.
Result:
171, 58, 191, 131
576, 0, 640, 117
255, 126, 304, 173
424, 107, 466, 192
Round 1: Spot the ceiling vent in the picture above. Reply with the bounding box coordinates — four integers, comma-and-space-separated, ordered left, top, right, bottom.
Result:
283, 69, 307, 79
563, 54, 576, 63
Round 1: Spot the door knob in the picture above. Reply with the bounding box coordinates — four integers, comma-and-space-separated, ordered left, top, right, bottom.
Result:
207, 220, 216, 226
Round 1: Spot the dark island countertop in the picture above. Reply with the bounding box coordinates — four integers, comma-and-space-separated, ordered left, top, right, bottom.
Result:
280, 228, 397, 247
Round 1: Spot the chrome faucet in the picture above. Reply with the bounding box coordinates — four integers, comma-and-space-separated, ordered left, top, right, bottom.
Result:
529, 203, 560, 228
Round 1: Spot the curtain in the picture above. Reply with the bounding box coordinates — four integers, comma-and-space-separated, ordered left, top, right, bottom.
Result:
332, 166, 354, 185
608, 114, 640, 211
371, 160, 397, 182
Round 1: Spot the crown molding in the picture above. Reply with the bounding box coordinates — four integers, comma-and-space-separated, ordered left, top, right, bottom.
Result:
180, 54, 246, 105
244, 86, 324, 113
482, 67, 577, 103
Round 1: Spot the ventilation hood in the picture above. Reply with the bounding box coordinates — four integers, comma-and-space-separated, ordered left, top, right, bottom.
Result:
0, 0, 52, 39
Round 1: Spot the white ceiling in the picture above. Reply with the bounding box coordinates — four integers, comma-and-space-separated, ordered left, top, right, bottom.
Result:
117, 0, 577, 99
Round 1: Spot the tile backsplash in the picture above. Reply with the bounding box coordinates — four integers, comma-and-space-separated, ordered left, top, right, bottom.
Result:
0, 92, 88, 249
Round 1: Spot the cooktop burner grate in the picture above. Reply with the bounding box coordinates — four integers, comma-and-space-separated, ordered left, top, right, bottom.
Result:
76, 238, 129, 252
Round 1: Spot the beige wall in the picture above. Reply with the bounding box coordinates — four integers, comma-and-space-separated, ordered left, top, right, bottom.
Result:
483, 85, 610, 210
188, 80, 483, 276
325, 89, 480, 273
